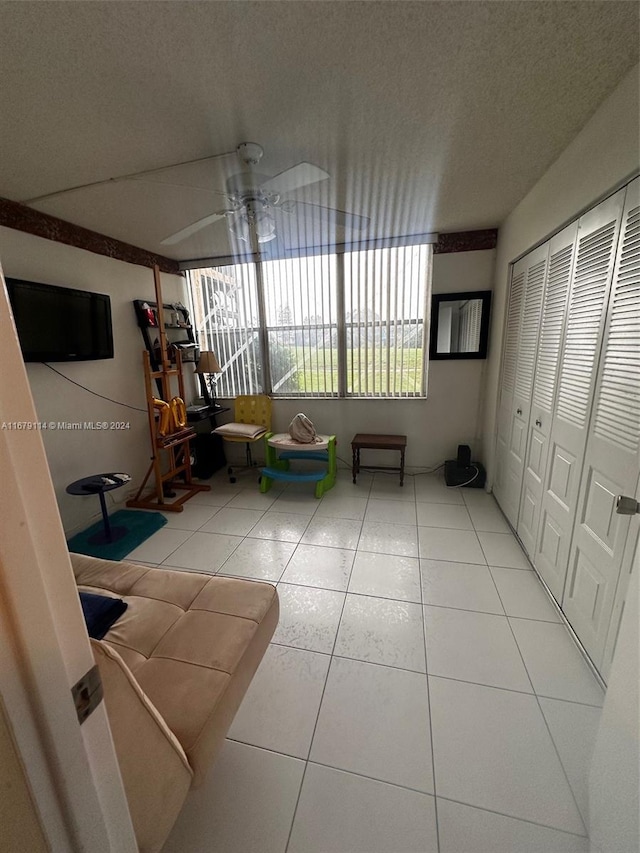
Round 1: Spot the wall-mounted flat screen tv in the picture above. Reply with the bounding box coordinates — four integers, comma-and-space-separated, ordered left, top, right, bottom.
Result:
6, 278, 114, 362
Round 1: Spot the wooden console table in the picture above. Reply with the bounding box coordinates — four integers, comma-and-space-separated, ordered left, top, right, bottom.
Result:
351, 433, 407, 486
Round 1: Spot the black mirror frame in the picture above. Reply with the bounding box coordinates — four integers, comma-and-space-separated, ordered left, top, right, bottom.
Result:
429, 290, 492, 360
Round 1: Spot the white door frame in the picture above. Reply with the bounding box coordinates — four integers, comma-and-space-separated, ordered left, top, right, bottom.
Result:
0, 262, 136, 851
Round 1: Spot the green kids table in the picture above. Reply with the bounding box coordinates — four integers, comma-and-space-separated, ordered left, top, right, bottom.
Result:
259, 432, 337, 498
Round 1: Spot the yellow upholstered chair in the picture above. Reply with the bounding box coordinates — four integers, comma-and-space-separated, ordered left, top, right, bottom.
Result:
213, 395, 272, 483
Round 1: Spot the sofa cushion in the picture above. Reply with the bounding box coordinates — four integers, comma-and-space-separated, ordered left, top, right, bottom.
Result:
153, 609, 258, 672
71, 553, 279, 787
191, 574, 276, 621
96, 594, 185, 660
91, 640, 193, 853
128, 568, 210, 610
134, 658, 229, 752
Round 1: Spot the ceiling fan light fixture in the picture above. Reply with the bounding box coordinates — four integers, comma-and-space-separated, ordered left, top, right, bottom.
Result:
254, 209, 276, 243
229, 211, 250, 243
230, 208, 276, 244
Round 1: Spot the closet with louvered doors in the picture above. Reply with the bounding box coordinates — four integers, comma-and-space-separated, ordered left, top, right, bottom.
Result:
533, 188, 626, 602
562, 176, 640, 678
493, 244, 547, 528
517, 223, 578, 558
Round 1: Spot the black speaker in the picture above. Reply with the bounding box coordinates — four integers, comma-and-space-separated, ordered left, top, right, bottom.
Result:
444, 445, 486, 489
457, 444, 471, 466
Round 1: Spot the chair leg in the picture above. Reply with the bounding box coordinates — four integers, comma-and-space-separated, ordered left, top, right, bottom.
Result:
227, 442, 258, 484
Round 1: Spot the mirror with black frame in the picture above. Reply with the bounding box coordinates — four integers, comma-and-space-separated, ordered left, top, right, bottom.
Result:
429, 290, 491, 360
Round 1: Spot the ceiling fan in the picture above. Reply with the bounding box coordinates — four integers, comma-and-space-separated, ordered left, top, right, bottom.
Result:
159, 142, 370, 247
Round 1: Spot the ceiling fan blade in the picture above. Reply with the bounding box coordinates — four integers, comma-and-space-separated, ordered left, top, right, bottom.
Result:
23, 149, 237, 205
160, 211, 228, 245
130, 176, 231, 197
290, 201, 370, 231
262, 162, 329, 195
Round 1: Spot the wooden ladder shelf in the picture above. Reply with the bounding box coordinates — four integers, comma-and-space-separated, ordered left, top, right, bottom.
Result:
127, 265, 210, 512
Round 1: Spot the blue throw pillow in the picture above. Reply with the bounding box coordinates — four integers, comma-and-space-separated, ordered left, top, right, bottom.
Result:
79, 591, 127, 640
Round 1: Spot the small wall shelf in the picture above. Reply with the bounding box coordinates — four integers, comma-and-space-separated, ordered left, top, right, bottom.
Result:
133, 298, 199, 395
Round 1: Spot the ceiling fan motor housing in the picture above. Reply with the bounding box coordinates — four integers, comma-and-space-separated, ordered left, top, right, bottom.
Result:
236, 142, 264, 166
226, 172, 279, 207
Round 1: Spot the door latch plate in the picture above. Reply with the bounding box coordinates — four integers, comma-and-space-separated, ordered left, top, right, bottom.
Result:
71, 664, 103, 725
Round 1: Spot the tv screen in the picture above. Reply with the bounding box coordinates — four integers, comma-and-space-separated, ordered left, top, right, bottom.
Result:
6, 278, 114, 362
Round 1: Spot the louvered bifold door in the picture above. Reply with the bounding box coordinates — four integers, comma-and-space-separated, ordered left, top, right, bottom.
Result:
500, 244, 548, 528
494, 259, 526, 519
504, 245, 548, 531
517, 224, 578, 556
562, 177, 640, 676
534, 188, 626, 601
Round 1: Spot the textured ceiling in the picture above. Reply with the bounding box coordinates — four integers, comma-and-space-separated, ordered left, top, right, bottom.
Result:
0, 1, 637, 262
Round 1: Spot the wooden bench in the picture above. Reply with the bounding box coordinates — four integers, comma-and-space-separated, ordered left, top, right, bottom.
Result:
351, 433, 407, 486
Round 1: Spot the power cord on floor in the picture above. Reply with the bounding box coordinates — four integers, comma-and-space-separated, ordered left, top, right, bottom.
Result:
450, 464, 480, 488
335, 454, 446, 478
336, 453, 482, 489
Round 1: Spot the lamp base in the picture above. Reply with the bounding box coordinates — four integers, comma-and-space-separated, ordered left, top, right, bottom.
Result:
197, 372, 212, 407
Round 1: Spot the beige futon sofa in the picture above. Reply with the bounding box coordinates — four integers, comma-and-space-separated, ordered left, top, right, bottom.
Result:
71, 553, 279, 853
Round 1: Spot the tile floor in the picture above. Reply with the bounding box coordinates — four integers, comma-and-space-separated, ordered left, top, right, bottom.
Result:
126, 469, 604, 853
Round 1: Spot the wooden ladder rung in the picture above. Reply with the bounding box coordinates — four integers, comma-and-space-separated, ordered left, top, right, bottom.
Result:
150, 368, 181, 379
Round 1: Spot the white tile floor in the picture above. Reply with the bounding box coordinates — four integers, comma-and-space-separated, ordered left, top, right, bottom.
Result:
128, 470, 604, 853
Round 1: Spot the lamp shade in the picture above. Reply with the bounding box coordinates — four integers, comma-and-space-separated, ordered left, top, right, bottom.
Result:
196, 351, 222, 374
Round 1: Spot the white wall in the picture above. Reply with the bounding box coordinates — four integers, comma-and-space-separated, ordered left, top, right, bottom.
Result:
0, 227, 187, 534
588, 548, 639, 853
220, 249, 496, 471
0, 229, 495, 526
482, 64, 640, 482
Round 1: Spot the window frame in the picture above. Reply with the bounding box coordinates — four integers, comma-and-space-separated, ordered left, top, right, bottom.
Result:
186, 240, 433, 399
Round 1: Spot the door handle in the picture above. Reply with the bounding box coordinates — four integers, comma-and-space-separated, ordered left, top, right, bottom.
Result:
516, 408, 522, 416
616, 495, 640, 515
535, 419, 542, 427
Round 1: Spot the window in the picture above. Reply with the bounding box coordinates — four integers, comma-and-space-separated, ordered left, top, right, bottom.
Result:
189, 263, 261, 398
345, 244, 430, 396
187, 241, 432, 398
263, 254, 339, 396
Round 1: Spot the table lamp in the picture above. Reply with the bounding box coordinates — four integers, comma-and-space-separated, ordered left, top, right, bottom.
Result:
195, 350, 222, 406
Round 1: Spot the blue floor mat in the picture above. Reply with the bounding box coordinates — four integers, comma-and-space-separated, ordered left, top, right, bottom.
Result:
67, 509, 167, 561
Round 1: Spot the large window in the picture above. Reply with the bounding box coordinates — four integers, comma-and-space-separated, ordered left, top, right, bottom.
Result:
263, 254, 339, 396
187, 242, 432, 398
